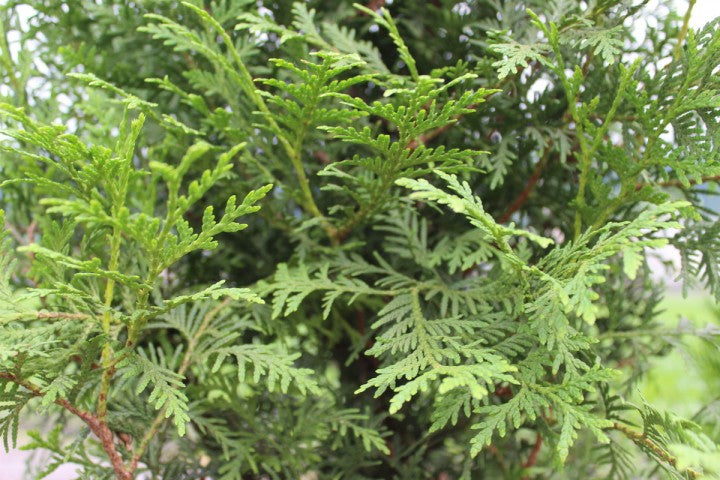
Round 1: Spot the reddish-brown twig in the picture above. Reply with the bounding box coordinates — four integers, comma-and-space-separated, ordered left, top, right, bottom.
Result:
0, 372, 132, 480
365, 0, 386, 12
499, 146, 552, 223
521, 432, 543, 479
613, 422, 701, 479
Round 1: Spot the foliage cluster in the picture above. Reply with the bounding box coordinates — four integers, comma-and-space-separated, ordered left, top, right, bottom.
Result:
1, 0, 720, 478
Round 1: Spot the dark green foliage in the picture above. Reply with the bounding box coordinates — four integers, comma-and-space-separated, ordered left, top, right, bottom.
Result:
1, 0, 720, 478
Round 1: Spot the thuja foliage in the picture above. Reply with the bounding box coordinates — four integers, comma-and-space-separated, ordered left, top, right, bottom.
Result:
1, 0, 720, 478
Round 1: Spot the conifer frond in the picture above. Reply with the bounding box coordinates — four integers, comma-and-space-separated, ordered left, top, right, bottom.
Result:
209, 344, 319, 395
490, 40, 551, 79
119, 347, 191, 436
673, 219, 720, 300
320, 72, 496, 234
0, 384, 28, 450
327, 408, 390, 454
613, 402, 715, 479
0, 211, 22, 321
265, 262, 390, 320
397, 170, 554, 251
357, 289, 517, 413
237, 3, 388, 73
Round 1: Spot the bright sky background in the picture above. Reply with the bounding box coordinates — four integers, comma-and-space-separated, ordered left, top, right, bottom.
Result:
690, 0, 720, 28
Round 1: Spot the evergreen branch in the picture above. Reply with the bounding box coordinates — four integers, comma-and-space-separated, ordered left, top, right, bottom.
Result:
333, 89, 496, 241
98, 112, 145, 423
674, 0, 697, 60
128, 298, 232, 474
118, 351, 190, 436
405, 71, 525, 154
635, 175, 720, 190
591, 22, 720, 228
612, 422, 701, 479
406, 121, 456, 150
354, 3, 418, 81
180, 2, 334, 241
2, 2, 718, 478
2, 310, 93, 322
0, 372, 132, 480
34, 311, 90, 320
573, 57, 638, 239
